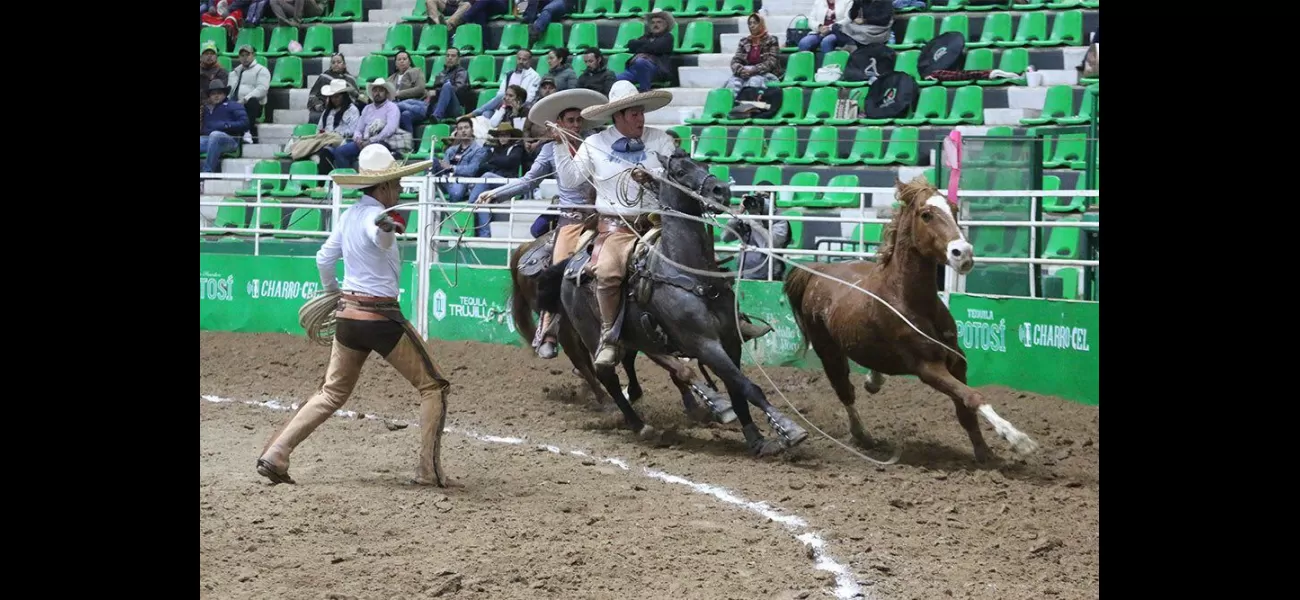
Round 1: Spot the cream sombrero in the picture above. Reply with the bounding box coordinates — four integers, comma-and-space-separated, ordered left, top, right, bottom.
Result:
580, 80, 673, 123
528, 87, 608, 130
331, 144, 432, 189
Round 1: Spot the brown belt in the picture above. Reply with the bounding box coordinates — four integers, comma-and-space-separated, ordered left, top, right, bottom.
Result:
342, 293, 398, 303
598, 214, 652, 235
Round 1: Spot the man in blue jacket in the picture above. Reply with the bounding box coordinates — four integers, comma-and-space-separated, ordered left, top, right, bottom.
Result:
430, 116, 487, 204
200, 79, 249, 174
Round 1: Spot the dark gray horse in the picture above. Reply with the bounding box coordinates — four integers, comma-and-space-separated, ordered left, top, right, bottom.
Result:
536, 149, 809, 457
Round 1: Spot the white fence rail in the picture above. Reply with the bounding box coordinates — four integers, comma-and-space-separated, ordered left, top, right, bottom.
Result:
200, 172, 1099, 336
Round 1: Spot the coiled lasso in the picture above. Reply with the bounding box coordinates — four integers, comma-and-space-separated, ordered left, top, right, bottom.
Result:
298, 290, 342, 346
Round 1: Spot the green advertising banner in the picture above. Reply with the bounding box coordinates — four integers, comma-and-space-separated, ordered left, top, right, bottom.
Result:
426, 266, 524, 345
948, 295, 1098, 405
200, 254, 416, 335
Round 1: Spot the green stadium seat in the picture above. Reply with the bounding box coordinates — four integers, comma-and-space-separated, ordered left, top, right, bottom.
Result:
201, 28, 228, 54
685, 89, 733, 125
1019, 0, 1049, 7
668, 125, 693, 154
532, 23, 565, 53
403, 0, 429, 21
264, 27, 298, 57
574, 0, 616, 18
978, 48, 1029, 85
234, 161, 283, 198
948, 49, 994, 86
709, 0, 752, 16
708, 165, 731, 184
893, 51, 936, 87
408, 127, 435, 160
966, 0, 1011, 10
690, 126, 728, 162
424, 55, 446, 80
751, 127, 797, 163
752, 88, 805, 125
415, 25, 449, 55
788, 126, 839, 165
810, 174, 861, 209
1041, 216, 1083, 259
567, 23, 600, 52
774, 51, 815, 87
358, 54, 388, 87
378, 24, 414, 57
891, 15, 934, 50
1047, 0, 1082, 8
607, 53, 633, 73
676, 21, 714, 53
467, 55, 497, 87
614, 0, 651, 17
293, 25, 333, 58
1020, 85, 1073, 126
932, 85, 983, 125
611, 21, 645, 53
441, 210, 475, 237
752, 165, 782, 187
1044, 133, 1087, 169
776, 171, 820, 208
270, 55, 303, 88
680, 0, 712, 16
274, 124, 319, 158
1001, 13, 1048, 47
1034, 10, 1084, 47
829, 127, 885, 165
938, 14, 969, 40
931, 0, 966, 11
275, 208, 325, 239
321, 0, 363, 22
871, 127, 921, 166
212, 197, 249, 231
453, 23, 484, 54
653, 0, 684, 12
1040, 176, 1086, 213
969, 13, 1012, 48
475, 88, 498, 110
225, 27, 265, 58
896, 87, 948, 125
1081, 0, 1099, 7
488, 23, 529, 55
716, 126, 765, 163
271, 161, 322, 198
792, 87, 839, 125
1057, 88, 1096, 125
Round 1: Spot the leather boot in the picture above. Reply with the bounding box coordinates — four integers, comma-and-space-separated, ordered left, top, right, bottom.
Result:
594, 284, 624, 367
257, 342, 368, 483
738, 314, 773, 342
535, 312, 558, 359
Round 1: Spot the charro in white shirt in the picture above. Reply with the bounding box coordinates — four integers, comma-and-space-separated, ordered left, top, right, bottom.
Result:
315, 195, 401, 298
554, 125, 677, 218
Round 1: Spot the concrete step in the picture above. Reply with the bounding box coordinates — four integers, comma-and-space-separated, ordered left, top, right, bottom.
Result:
259, 124, 299, 145
351, 22, 393, 44
287, 88, 312, 111
338, 43, 382, 57
220, 158, 269, 174
720, 33, 742, 55
660, 87, 712, 106
200, 195, 226, 223
1005, 87, 1050, 110
242, 143, 286, 159
648, 105, 701, 125
368, 9, 409, 23
677, 66, 730, 88
1037, 69, 1078, 87
272, 108, 311, 126
695, 53, 736, 68
383, 0, 419, 11
983, 108, 1031, 127
203, 179, 246, 196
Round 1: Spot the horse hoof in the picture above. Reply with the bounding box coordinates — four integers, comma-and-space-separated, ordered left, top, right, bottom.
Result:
751, 438, 787, 458
714, 408, 737, 425
1007, 432, 1039, 455
637, 424, 658, 440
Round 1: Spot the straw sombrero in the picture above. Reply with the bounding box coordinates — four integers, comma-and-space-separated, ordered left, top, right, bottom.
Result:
580, 80, 673, 123
367, 77, 397, 98
331, 144, 432, 189
527, 88, 608, 130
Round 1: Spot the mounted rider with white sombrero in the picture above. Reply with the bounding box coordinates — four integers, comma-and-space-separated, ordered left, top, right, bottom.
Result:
258, 145, 458, 489
479, 87, 608, 359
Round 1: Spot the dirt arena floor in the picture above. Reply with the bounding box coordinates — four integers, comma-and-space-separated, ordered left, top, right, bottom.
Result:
200, 331, 1099, 600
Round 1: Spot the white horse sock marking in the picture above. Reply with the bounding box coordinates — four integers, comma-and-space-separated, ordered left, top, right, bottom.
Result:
977, 404, 1038, 455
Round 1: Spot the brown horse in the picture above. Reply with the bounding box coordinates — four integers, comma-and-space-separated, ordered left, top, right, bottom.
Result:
509, 231, 737, 424
782, 175, 1039, 462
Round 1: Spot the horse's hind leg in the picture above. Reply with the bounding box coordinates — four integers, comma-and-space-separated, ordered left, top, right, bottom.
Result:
695, 340, 799, 457
916, 358, 1037, 461
642, 353, 736, 424
594, 364, 652, 437
557, 321, 612, 408
808, 335, 875, 448
863, 370, 885, 395
621, 352, 643, 404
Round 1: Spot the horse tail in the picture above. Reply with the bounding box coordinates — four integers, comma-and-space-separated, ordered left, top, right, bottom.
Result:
508, 245, 537, 346
782, 264, 818, 360
536, 259, 570, 314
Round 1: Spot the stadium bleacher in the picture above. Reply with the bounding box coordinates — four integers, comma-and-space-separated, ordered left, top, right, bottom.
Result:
200, 0, 1099, 300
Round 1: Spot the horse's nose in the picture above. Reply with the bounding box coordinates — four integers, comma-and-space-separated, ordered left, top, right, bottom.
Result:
951, 247, 964, 258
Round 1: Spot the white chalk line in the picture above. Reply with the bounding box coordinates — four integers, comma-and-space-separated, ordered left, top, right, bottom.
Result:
201, 394, 868, 600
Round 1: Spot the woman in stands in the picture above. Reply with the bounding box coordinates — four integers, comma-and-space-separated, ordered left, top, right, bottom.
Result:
796, 0, 851, 54
307, 53, 360, 124
486, 84, 529, 130
725, 13, 784, 97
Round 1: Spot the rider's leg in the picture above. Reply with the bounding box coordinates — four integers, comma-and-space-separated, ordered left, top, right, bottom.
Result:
592, 230, 638, 367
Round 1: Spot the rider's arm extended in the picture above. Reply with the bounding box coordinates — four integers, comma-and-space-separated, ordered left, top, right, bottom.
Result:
553, 137, 591, 189
492, 142, 553, 201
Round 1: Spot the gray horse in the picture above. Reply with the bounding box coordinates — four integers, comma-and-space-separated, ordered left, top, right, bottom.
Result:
536, 149, 809, 457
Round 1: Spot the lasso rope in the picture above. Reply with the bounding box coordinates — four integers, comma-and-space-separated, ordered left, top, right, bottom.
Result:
298, 289, 341, 346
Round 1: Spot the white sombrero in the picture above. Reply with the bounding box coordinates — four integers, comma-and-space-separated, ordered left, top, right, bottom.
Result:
321, 78, 350, 97
527, 88, 608, 130
580, 80, 673, 123
331, 144, 432, 189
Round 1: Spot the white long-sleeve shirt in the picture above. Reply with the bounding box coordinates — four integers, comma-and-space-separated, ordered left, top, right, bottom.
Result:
316, 195, 401, 298
554, 126, 676, 217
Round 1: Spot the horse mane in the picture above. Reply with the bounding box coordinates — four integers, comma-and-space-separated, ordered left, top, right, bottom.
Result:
875, 175, 944, 268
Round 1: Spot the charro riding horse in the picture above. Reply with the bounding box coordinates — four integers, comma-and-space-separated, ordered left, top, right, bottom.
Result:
539, 149, 808, 457
782, 175, 1039, 462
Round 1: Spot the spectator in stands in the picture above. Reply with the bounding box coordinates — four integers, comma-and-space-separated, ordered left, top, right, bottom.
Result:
200, 80, 249, 174
423, 47, 471, 122
726, 13, 783, 96
616, 11, 675, 92
797, 0, 851, 53
424, 0, 470, 25
469, 123, 527, 236
268, 0, 326, 27
317, 80, 360, 139
325, 78, 403, 170
577, 50, 616, 96
229, 44, 271, 143
523, 0, 575, 46
545, 48, 577, 91
201, 1, 244, 45
521, 77, 555, 145
392, 50, 431, 133
723, 193, 790, 281
230, 1, 269, 26
431, 116, 487, 205
307, 53, 360, 123
486, 84, 528, 130
472, 49, 541, 118
446, 0, 508, 29
200, 41, 229, 105
834, 0, 894, 50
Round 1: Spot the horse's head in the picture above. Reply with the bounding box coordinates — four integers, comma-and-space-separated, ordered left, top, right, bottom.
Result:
893, 175, 974, 275
655, 149, 731, 215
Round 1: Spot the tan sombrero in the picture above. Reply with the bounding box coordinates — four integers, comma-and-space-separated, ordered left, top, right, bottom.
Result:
580, 80, 673, 123
367, 77, 397, 98
528, 88, 608, 130
331, 143, 432, 189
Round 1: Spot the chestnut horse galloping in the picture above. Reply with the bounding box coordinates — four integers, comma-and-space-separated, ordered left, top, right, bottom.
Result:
782, 176, 1038, 462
